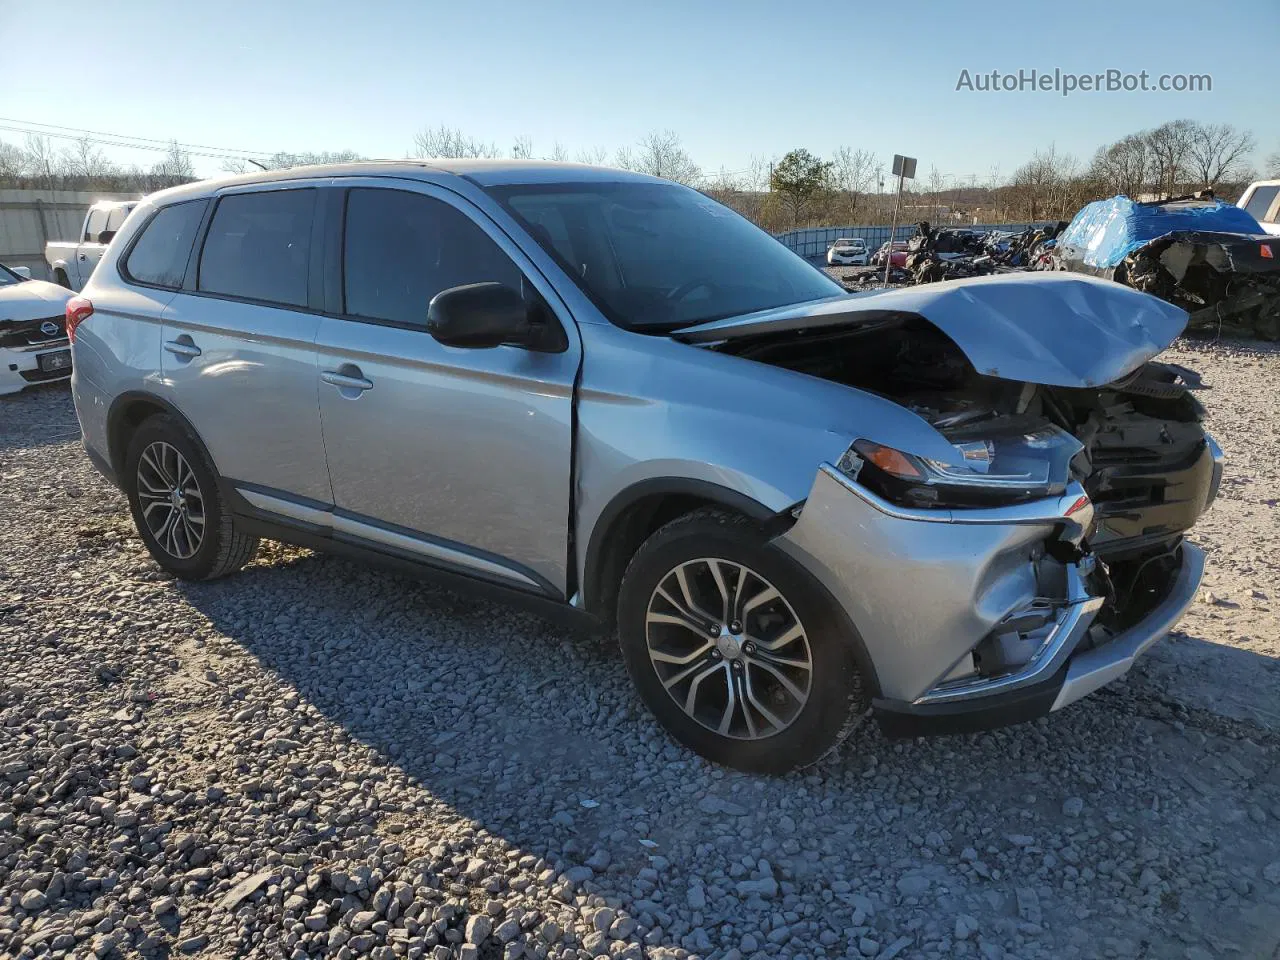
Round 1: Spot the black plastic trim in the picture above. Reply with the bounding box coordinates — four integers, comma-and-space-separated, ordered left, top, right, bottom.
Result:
224, 479, 562, 600
581, 477, 777, 616
872, 663, 1069, 738
232, 513, 600, 634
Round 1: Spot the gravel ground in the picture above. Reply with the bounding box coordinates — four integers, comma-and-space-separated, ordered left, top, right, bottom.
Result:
2, 340, 1279, 960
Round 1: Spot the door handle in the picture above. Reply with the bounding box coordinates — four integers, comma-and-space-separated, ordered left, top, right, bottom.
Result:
164, 339, 202, 359
78, 254, 88, 261
321, 370, 373, 391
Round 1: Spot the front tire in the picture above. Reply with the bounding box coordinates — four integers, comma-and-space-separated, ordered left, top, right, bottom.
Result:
617, 509, 866, 774
123, 415, 259, 580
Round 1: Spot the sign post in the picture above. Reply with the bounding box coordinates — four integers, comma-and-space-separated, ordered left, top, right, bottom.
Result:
884, 154, 917, 287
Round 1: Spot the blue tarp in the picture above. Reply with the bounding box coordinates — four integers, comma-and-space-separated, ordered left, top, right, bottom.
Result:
1058, 196, 1265, 270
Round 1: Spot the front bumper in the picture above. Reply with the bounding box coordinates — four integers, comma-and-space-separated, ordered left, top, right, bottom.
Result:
0, 342, 72, 395
777, 463, 1207, 736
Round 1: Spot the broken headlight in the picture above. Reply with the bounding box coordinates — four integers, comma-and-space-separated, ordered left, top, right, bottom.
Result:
837, 427, 1082, 509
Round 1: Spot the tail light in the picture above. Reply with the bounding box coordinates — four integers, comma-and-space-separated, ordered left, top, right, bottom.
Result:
66, 297, 93, 343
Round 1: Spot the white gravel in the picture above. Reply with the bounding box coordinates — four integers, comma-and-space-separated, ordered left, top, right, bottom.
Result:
2, 340, 1280, 960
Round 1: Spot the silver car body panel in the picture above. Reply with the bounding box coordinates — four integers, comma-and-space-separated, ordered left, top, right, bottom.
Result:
675, 272, 1189, 389
777, 466, 1077, 701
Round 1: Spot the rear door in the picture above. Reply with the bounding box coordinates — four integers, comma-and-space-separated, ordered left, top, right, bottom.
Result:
159, 184, 333, 506
312, 180, 580, 596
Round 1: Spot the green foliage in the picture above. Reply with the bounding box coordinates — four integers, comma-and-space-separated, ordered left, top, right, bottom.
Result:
770, 149, 833, 225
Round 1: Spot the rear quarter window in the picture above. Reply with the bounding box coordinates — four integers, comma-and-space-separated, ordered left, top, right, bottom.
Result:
121, 200, 208, 289
197, 189, 316, 308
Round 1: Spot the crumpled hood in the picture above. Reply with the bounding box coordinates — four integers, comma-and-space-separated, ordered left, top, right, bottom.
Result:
673, 272, 1188, 388
0, 280, 75, 322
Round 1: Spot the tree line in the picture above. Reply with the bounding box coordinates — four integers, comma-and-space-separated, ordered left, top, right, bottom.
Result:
2, 119, 1275, 232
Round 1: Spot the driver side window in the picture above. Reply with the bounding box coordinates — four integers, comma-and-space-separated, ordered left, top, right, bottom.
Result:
342, 188, 524, 328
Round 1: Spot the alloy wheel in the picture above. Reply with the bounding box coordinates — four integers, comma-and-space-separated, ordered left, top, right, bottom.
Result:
135, 441, 205, 559
645, 558, 813, 740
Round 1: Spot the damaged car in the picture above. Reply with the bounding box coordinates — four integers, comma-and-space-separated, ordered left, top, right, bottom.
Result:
1053, 192, 1280, 339
71, 163, 1221, 773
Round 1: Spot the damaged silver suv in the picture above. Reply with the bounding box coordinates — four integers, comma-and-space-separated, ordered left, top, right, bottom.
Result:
68, 161, 1223, 773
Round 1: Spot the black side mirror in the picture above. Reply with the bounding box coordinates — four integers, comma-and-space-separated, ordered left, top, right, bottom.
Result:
427, 282, 566, 352
97, 230, 116, 244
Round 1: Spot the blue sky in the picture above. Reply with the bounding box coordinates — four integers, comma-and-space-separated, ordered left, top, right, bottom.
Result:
4, 0, 1276, 180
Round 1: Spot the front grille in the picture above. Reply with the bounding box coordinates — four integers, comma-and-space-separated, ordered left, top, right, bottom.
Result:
0, 315, 66, 349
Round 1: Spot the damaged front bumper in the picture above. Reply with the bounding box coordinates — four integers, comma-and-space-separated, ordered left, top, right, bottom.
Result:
776, 462, 1208, 737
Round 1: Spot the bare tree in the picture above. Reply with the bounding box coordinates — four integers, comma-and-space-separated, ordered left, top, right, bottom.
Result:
0, 138, 23, 178
151, 140, 195, 180
61, 136, 117, 179
1268, 151, 1280, 178
22, 134, 61, 184
1089, 133, 1151, 198
1187, 123, 1256, 188
1145, 119, 1195, 198
575, 146, 608, 165
411, 125, 500, 159
614, 130, 701, 185
1009, 145, 1079, 220
830, 147, 877, 221
511, 135, 534, 160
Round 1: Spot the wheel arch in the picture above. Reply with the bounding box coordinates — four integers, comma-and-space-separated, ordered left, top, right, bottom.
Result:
580, 478, 789, 623
107, 391, 217, 482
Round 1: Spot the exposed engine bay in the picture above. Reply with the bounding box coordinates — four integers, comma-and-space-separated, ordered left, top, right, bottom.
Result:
713, 314, 1215, 631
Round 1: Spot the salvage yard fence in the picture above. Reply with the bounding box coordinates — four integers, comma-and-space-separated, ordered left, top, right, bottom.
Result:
776, 222, 1054, 261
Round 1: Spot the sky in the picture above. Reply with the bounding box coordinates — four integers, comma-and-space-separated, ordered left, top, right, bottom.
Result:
3, 0, 1276, 182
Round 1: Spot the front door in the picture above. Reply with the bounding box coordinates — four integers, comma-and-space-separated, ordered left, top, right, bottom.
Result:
314, 183, 580, 596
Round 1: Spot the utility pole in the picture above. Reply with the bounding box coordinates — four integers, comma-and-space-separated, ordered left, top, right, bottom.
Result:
883, 154, 917, 287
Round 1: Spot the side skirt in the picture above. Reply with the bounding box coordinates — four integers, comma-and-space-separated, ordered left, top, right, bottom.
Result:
229, 510, 603, 635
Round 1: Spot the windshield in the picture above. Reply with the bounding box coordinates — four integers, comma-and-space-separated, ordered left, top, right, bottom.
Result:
0, 263, 24, 286
486, 181, 843, 331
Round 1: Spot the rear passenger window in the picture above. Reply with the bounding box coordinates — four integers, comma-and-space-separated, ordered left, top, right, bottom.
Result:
198, 190, 315, 308
122, 201, 206, 289
342, 188, 522, 326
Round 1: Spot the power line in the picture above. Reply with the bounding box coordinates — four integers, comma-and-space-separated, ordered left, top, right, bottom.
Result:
0, 116, 270, 159
0, 123, 265, 165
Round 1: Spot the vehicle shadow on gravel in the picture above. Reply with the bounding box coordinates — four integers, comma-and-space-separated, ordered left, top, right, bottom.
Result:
174, 545, 1280, 960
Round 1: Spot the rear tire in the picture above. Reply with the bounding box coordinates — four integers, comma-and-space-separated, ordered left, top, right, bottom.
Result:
617, 508, 866, 774
123, 415, 259, 580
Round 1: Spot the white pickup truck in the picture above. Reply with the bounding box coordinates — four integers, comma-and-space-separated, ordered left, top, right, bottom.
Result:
45, 199, 138, 290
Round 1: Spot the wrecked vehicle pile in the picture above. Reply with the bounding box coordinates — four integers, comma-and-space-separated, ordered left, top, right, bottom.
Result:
1051, 193, 1280, 339
901, 221, 1069, 285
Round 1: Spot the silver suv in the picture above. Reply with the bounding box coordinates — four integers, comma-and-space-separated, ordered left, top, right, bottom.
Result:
68, 161, 1222, 773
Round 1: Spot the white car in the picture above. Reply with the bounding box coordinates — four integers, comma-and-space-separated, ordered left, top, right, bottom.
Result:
1237, 179, 1280, 236
45, 199, 139, 291
826, 237, 868, 266
0, 262, 75, 395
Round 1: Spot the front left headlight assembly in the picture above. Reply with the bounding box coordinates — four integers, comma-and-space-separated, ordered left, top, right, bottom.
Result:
837, 427, 1083, 509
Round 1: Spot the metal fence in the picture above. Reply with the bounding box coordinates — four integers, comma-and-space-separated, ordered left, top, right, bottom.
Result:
775, 222, 1053, 261
0, 189, 138, 280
